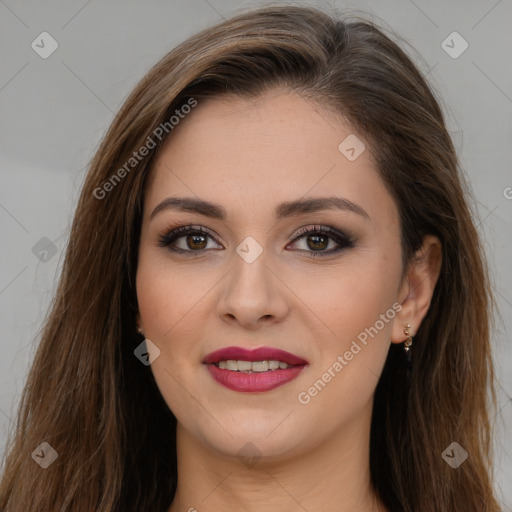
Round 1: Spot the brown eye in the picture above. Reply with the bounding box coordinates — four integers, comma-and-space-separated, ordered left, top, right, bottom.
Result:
157, 225, 222, 254
288, 225, 354, 258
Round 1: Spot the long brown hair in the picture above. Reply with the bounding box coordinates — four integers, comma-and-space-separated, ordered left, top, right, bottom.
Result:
0, 5, 501, 511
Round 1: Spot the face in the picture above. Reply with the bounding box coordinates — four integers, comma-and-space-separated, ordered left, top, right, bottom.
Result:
136, 89, 406, 461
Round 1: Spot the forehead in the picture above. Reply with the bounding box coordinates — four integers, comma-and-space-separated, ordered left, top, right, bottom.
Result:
144, 90, 397, 226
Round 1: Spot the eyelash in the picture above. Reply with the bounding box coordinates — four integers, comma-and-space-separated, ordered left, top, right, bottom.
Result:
156, 224, 354, 258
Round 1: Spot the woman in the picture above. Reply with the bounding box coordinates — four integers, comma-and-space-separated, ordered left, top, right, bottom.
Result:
0, 5, 502, 511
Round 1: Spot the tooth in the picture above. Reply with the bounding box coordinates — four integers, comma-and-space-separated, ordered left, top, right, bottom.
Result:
252, 361, 269, 372
237, 360, 252, 371
215, 359, 292, 372
226, 360, 238, 371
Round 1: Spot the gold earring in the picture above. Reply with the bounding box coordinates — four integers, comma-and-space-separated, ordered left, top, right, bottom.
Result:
404, 323, 413, 352
137, 327, 144, 336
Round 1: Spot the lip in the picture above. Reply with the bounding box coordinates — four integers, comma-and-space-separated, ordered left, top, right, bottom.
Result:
203, 346, 308, 393
203, 346, 308, 366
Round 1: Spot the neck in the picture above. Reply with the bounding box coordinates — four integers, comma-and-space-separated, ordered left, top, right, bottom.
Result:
168, 401, 387, 512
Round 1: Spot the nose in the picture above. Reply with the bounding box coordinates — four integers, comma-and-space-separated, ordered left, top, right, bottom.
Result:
216, 248, 290, 329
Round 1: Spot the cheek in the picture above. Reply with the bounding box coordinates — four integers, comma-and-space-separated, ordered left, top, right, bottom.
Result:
136, 264, 174, 337
302, 253, 400, 344
136, 258, 206, 420
135, 249, 225, 388
136, 250, 204, 341
294, 256, 399, 419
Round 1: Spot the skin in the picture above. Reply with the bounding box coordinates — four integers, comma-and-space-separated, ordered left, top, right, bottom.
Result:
135, 89, 442, 512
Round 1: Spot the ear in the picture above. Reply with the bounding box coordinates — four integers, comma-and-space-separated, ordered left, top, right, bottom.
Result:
391, 234, 442, 343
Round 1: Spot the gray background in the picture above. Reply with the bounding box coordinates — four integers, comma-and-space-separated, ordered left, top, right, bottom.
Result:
1, 0, 511, 508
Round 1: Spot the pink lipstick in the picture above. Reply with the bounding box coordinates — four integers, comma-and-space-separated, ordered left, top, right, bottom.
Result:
203, 346, 308, 393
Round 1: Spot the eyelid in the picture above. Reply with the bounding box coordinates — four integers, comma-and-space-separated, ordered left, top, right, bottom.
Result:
290, 224, 350, 240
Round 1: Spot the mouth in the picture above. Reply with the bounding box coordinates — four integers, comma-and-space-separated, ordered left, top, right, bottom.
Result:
203, 346, 308, 392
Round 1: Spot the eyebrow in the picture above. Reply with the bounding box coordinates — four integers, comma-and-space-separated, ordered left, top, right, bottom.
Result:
149, 196, 370, 221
